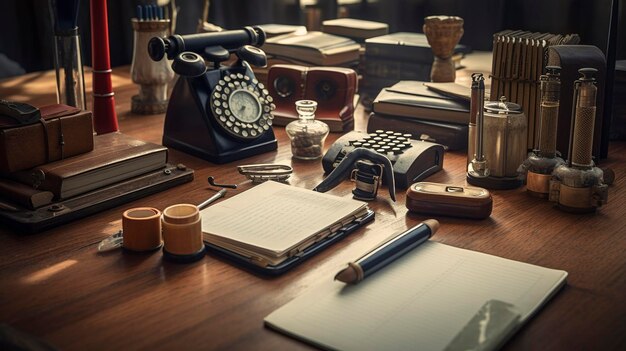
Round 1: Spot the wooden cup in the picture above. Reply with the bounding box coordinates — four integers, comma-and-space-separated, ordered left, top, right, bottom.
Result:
122, 207, 163, 252
161, 204, 204, 259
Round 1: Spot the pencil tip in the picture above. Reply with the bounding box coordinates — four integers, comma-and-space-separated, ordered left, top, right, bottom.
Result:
334, 265, 357, 284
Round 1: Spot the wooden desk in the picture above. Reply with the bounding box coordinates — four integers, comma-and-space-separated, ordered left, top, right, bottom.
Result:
1, 63, 625, 351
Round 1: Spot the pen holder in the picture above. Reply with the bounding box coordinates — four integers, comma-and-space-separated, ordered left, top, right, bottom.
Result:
122, 207, 163, 252
130, 18, 174, 114
161, 204, 205, 263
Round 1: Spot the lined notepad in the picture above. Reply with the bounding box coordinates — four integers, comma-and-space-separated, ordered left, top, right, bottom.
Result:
265, 241, 567, 351
201, 181, 368, 266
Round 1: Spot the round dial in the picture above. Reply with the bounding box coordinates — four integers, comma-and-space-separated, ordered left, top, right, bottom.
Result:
229, 89, 261, 123
209, 72, 275, 140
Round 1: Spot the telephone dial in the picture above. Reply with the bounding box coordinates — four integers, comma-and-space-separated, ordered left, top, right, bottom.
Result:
149, 26, 277, 163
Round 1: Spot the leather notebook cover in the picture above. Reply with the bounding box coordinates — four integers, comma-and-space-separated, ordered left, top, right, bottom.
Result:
0, 104, 94, 175
11, 133, 167, 199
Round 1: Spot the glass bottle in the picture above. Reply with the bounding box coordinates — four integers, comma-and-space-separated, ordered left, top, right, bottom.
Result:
285, 100, 329, 160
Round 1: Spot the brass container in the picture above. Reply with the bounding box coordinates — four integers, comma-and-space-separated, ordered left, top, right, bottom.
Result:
483, 97, 527, 178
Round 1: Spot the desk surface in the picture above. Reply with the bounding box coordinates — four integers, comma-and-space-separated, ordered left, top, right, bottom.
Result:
1, 56, 625, 350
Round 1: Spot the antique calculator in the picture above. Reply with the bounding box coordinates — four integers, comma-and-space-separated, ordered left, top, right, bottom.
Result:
321, 130, 445, 188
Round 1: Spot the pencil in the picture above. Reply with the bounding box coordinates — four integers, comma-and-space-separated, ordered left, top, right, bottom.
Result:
335, 219, 440, 284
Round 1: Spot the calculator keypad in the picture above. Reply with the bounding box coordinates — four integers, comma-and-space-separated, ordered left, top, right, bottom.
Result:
333, 130, 413, 168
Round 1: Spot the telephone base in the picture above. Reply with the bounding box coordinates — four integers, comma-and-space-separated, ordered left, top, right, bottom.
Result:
164, 135, 277, 164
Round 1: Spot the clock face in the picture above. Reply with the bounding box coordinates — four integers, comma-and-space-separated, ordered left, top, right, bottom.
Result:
209, 72, 275, 140
229, 89, 261, 123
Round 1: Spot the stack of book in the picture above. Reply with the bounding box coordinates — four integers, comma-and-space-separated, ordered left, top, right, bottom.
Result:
256, 30, 361, 85
261, 31, 361, 66
362, 32, 467, 105
369, 81, 470, 150
3, 132, 168, 208
363, 32, 433, 101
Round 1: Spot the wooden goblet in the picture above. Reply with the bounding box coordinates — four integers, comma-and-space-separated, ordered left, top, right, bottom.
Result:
423, 16, 464, 82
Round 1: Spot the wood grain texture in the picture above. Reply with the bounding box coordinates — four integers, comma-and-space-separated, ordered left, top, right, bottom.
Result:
1, 57, 625, 351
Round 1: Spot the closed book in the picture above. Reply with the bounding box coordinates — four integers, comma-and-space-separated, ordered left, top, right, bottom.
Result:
365, 57, 431, 81
372, 81, 470, 124
365, 32, 434, 63
255, 23, 307, 38
0, 178, 53, 210
0, 104, 94, 175
262, 31, 361, 66
322, 18, 388, 42
11, 133, 167, 199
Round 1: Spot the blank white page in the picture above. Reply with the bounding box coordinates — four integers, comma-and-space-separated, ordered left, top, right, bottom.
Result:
200, 181, 366, 255
265, 241, 567, 351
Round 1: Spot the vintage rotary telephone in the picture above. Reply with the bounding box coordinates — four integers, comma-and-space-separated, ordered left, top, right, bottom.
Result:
148, 26, 277, 164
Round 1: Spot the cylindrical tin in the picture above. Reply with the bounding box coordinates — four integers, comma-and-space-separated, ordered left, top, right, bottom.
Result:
482, 97, 527, 178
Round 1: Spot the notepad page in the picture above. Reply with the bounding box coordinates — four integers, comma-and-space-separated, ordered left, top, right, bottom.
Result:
265, 241, 567, 351
200, 181, 366, 255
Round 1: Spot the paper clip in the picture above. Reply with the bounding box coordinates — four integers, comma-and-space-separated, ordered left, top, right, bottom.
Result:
237, 164, 293, 183
97, 230, 124, 252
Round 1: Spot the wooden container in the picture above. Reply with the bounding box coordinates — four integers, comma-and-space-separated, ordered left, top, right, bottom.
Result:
161, 204, 205, 262
122, 207, 163, 252
406, 182, 492, 219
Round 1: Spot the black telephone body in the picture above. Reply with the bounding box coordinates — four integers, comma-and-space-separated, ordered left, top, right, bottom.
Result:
149, 27, 277, 164
322, 130, 445, 188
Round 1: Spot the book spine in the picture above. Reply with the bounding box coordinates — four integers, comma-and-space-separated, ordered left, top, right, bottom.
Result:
0, 178, 54, 209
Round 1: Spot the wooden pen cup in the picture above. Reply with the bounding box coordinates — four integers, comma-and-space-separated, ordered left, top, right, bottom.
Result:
161, 204, 205, 262
122, 207, 163, 252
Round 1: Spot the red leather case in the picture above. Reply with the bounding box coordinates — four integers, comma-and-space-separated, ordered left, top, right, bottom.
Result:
0, 104, 94, 175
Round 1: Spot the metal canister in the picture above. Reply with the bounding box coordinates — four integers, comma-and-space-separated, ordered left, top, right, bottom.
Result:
483, 97, 527, 178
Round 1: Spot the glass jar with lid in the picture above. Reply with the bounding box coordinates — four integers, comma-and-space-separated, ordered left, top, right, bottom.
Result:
285, 100, 329, 160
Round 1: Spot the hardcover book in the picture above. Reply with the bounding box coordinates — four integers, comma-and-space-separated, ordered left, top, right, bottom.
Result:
322, 18, 388, 42
262, 31, 361, 66
365, 32, 435, 63
11, 133, 168, 199
372, 81, 470, 124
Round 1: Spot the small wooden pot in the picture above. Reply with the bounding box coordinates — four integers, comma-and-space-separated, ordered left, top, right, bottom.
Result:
122, 207, 163, 252
161, 204, 206, 262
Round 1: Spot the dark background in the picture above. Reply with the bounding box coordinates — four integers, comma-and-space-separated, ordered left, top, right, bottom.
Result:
0, 0, 624, 77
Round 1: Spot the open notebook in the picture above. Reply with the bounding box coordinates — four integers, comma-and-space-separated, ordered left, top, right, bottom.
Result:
265, 241, 567, 351
200, 181, 369, 268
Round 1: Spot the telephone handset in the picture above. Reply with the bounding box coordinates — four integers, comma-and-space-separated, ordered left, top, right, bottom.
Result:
149, 27, 277, 164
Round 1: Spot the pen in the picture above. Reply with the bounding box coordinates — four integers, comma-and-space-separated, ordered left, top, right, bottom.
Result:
198, 188, 227, 210
335, 219, 439, 284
